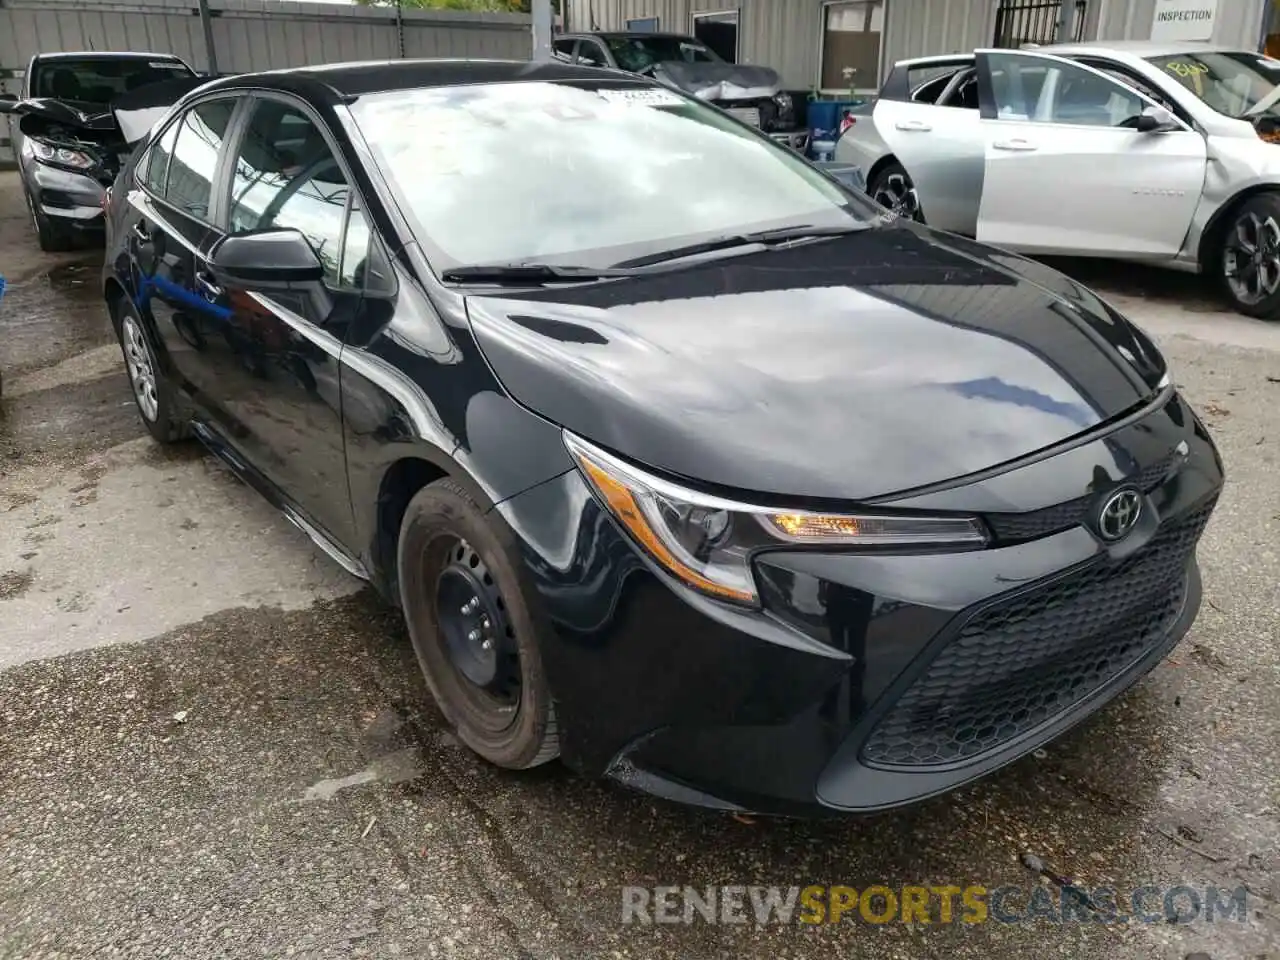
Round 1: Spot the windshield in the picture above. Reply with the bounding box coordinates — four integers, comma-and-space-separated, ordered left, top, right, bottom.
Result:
31, 57, 194, 106
1146, 51, 1280, 118
605, 36, 720, 72
351, 81, 873, 271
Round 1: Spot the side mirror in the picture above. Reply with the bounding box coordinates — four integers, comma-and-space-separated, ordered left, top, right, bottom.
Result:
814, 160, 867, 192
1136, 104, 1176, 133
208, 228, 324, 288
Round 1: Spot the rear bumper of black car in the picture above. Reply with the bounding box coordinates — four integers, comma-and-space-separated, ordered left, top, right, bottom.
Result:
494, 390, 1223, 816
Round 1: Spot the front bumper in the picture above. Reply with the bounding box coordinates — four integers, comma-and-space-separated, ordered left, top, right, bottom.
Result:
25, 158, 108, 228
495, 389, 1223, 816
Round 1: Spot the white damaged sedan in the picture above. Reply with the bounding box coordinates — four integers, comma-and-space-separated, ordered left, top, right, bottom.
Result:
836, 41, 1280, 319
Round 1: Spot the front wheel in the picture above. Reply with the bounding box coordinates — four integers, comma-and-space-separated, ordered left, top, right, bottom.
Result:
26, 189, 72, 253
869, 161, 925, 223
397, 479, 559, 770
1216, 193, 1280, 320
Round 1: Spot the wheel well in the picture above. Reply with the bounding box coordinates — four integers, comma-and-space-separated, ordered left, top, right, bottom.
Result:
865, 154, 899, 192
103, 278, 127, 331
375, 457, 449, 607
1197, 186, 1280, 270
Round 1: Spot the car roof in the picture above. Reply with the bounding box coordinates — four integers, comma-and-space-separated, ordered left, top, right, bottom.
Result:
33, 51, 188, 62
1037, 39, 1237, 58
572, 31, 698, 40
202, 58, 630, 101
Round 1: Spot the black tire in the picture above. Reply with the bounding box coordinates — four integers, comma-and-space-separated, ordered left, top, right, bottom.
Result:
397, 478, 559, 769
26, 189, 73, 253
1214, 192, 1280, 320
869, 161, 925, 223
113, 299, 191, 443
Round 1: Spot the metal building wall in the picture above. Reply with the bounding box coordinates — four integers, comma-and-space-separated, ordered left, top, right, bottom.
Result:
566, 0, 1001, 90
0, 0, 531, 163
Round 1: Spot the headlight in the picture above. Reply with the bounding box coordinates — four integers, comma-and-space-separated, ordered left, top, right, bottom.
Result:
31, 139, 95, 170
564, 432, 988, 606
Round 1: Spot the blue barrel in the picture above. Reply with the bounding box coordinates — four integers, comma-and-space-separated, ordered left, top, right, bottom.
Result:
808, 99, 863, 160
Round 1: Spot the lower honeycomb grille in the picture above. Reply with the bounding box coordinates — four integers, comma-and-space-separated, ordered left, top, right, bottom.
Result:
861, 498, 1216, 768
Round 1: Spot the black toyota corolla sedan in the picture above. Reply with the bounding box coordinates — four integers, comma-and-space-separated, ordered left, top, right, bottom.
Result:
101, 59, 1223, 816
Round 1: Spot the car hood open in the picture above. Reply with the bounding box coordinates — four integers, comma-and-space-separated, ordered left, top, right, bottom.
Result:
0, 75, 214, 147
465, 223, 1167, 502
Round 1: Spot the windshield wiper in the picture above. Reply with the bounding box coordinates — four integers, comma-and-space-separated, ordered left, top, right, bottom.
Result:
614, 223, 865, 268
441, 263, 642, 284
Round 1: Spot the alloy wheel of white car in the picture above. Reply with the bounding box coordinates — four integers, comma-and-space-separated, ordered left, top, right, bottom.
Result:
870, 164, 923, 223
1222, 210, 1280, 308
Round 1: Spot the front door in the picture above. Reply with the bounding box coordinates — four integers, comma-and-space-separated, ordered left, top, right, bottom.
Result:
199, 95, 378, 547
973, 49, 1207, 257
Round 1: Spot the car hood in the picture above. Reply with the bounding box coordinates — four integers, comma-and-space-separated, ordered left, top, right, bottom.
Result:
0, 75, 212, 146
465, 223, 1166, 502
652, 61, 782, 100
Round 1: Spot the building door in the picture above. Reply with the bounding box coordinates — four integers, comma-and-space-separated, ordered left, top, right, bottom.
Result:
693, 10, 739, 63
993, 0, 1088, 47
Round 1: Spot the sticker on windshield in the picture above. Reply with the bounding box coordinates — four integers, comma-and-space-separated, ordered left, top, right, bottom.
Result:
149, 61, 186, 69
595, 88, 684, 107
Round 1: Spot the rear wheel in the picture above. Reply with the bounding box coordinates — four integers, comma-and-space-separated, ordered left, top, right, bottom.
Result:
1216, 192, 1280, 320
115, 300, 190, 443
869, 161, 924, 223
397, 479, 559, 769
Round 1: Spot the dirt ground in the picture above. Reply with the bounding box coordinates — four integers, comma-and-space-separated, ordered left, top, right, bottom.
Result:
1, 169, 1277, 959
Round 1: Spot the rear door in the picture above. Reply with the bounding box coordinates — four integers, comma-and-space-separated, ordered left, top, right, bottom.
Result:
125, 96, 240, 412
973, 49, 1207, 257
873, 56, 985, 233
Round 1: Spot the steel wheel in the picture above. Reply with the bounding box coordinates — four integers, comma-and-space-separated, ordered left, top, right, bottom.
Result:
871, 164, 923, 222
121, 314, 160, 422
434, 536, 523, 721
1223, 210, 1280, 306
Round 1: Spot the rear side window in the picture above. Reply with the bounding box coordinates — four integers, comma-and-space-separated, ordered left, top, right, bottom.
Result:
164, 99, 236, 220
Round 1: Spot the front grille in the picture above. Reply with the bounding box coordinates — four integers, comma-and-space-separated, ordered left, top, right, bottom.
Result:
861, 497, 1215, 768
984, 451, 1178, 544
723, 106, 761, 127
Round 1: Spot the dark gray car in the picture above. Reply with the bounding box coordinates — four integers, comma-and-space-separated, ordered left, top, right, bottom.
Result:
2, 52, 196, 250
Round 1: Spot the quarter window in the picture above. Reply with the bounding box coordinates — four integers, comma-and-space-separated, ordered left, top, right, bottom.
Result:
164, 99, 235, 220
228, 100, 350, 285
987, 53, 1148, 128
141, 118, 180, 195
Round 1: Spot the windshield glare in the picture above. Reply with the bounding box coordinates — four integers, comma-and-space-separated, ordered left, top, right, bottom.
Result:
605, 36, 720, 71
32, 58, 193, 106
352, 81, 871, 270
1147, 51, 1280, 117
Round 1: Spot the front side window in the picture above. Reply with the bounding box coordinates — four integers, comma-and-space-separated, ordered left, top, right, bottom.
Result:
352, 81, 872, 270
228, 100, 349, 285
987, 53, 1147, 128
576, 41, 609, 67
164, 99, 236, 220
1147, 51, 1280, 119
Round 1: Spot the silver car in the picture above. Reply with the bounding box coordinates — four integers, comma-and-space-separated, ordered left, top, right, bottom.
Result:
836, 41, 1280, 319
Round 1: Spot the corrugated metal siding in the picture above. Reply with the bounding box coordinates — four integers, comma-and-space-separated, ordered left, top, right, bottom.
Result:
1097, 0, 1265, 46
0, 0, 531, 163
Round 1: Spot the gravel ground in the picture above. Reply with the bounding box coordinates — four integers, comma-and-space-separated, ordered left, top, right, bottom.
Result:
0, 170, 1277, 959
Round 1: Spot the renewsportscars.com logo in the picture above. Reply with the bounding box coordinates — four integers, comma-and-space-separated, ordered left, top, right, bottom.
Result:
621, 884, 1250, 926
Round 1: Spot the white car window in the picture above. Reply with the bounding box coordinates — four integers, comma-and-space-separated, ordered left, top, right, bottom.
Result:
987, 53, 1147, 128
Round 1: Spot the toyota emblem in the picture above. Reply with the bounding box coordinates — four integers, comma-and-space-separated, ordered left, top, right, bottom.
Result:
1097, 489, 1142, 541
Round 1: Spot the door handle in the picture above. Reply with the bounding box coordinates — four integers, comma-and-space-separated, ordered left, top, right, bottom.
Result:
895, 120, 933, 132
991, 138, 1038, 152
194, 271, 223, 300
132, 220, 152, 243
